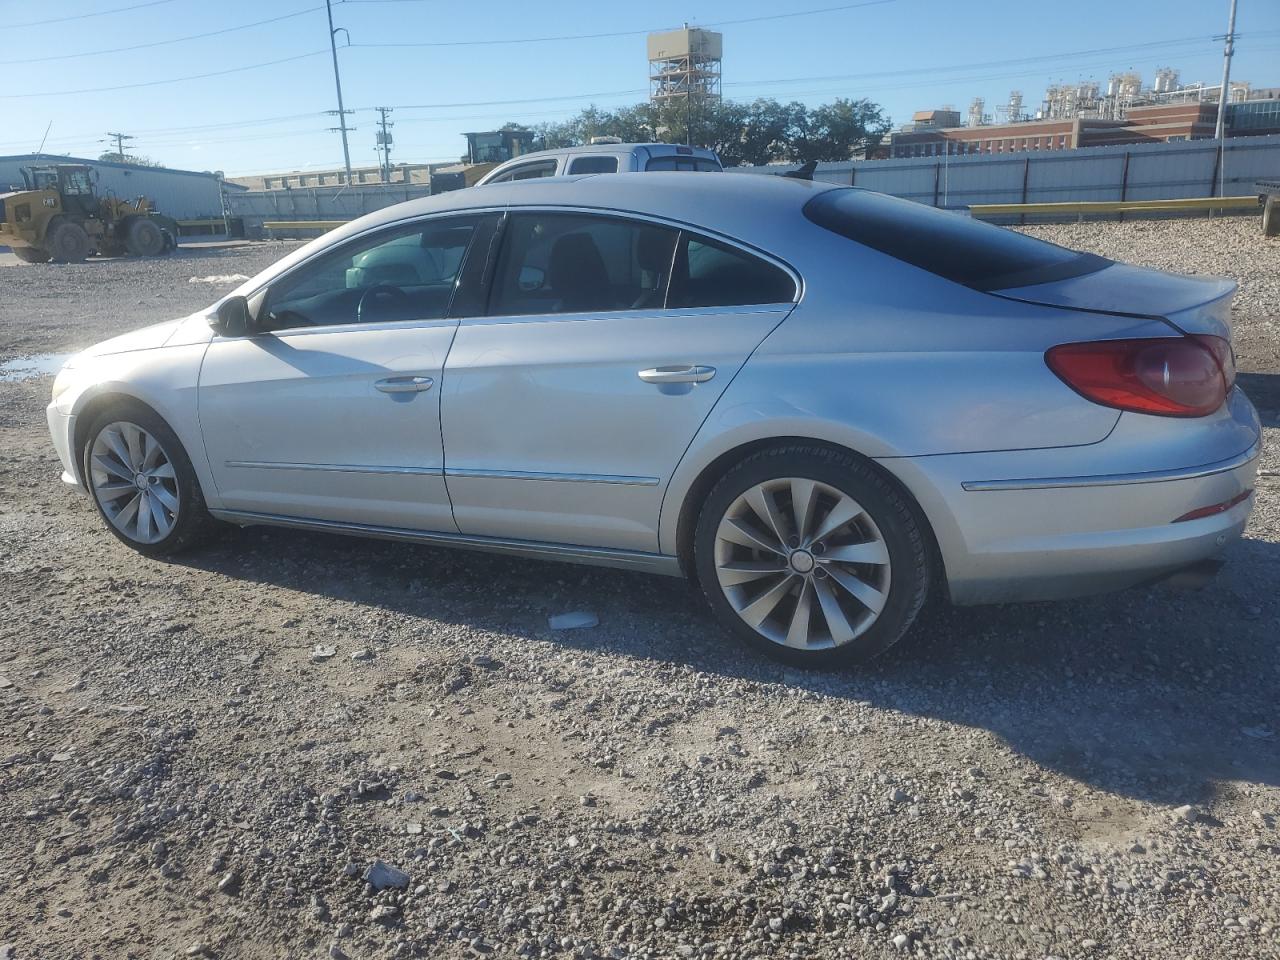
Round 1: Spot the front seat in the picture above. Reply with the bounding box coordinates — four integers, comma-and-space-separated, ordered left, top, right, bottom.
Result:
548, 233, 613, 313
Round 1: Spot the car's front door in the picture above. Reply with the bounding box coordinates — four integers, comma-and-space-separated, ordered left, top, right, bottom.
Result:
441, 211, 798, 553
198, 214, 495, 531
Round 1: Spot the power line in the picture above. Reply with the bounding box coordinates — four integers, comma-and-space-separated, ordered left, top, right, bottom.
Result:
352, 0, 893, 49
0, 50, 329, 99
0, 6, 323, 65
8, 0, 179, 29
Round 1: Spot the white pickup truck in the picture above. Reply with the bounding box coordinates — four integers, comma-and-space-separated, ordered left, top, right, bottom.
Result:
476, 141, 722, 185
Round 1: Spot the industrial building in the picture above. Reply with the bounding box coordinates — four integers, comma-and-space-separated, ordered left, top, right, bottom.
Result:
890, 89, 1280, 158
648, 27, 722, 104
0, 154, 233, 223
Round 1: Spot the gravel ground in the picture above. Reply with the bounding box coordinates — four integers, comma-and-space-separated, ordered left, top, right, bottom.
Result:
1, 221, 1277, 960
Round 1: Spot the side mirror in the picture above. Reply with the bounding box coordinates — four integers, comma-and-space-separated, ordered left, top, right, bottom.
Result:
209, 295, 255, 337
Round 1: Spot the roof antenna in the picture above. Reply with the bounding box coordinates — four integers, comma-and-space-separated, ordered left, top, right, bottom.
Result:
34, 120, 52, 157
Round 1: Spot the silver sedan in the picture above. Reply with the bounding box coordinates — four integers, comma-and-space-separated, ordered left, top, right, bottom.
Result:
47, 174, 1261, 666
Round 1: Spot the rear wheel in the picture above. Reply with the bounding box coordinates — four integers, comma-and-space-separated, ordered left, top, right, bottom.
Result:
82, 403, 213, 557
12, 246, 51, 263
125, 217, 166, 257
694, 445, 931, 667
47, 221, 91, 263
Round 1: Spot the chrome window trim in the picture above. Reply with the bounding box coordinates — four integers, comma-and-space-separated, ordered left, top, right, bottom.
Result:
227, 204, 802, 313
961, 437, 1261, 492
487, 205, 803, 306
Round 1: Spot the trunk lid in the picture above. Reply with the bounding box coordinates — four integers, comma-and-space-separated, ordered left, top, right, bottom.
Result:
993, 262, 1235, 339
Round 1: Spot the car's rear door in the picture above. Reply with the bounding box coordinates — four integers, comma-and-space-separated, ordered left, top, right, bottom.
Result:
198, 213, 497, 531
440, 210, 798, 553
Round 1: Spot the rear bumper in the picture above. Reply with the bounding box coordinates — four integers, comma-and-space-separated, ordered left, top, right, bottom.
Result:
883, 395, 1262, 605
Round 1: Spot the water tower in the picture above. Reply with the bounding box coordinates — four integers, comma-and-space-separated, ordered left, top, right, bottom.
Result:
648, 26, 723, 104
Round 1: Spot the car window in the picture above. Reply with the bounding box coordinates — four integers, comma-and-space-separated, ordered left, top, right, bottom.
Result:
668, 234, 796, 308
263, 216, 481, 329
487, 159, 559, 183
489, 213, 678, 316
567, 155, 619, 174
644, 156, 720, 172
802, 188, 1111, 291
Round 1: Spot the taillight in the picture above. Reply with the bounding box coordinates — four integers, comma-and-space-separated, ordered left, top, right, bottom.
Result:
1045, 336, 1232, 418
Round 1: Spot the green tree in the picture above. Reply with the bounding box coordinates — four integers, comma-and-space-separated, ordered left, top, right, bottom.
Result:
97, 152, 165, 167
787, 98, 890, 162
520, 95, 890, 167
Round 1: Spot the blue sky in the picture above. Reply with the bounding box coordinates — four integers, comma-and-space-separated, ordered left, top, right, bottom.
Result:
2, 0, 1277, 175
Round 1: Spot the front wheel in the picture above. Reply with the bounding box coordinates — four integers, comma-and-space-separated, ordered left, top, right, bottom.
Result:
694, 445, 931, 668
82, 403, 213, 557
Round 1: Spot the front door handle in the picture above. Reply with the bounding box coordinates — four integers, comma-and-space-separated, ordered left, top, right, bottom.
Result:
375, 375, 434, 394
637, 364, 717, 384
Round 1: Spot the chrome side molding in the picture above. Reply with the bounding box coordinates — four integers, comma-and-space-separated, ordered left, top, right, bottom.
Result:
962, 437, 1262, 492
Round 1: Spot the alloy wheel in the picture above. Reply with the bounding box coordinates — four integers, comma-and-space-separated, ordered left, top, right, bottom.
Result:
88, 421, 180, 544
713, 477, 891, 650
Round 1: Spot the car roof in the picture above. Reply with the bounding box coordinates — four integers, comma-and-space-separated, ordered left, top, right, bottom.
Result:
553, 142, 718, 156
235, 174, 840, 297
356, 173, 831, 241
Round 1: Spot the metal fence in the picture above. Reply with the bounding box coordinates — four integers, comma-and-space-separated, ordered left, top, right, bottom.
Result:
226, 183, 434, 235
729, 135, 1280, 210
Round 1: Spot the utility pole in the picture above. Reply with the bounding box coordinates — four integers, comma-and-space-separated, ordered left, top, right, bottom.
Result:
1214, 0, 1239, 141
104, 131, 134, 161
324, 0, 353, 184
376, 107, 394, 183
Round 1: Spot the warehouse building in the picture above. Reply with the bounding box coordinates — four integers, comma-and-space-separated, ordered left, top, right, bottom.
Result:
0, 155, 232, 223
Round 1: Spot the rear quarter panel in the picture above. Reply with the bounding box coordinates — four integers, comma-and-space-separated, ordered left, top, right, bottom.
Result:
657, 221, 1178, 554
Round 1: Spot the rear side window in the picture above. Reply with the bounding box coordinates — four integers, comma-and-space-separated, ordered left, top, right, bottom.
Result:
488, 159, 559, 183
645, 156, 721, 172
567, 155, 619, 174
489, 213, 678, 316
803, 189, 1109, 291
668, 235, 796, 308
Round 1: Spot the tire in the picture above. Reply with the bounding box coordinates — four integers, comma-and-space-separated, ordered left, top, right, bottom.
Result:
125, 217, 165, 257
693, 445, 931, 668
11, 246, 51, 263
81, 401, 213, 557
47, 220, 91, 263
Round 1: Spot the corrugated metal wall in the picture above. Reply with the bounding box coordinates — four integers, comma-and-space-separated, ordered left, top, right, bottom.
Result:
729, 135, 1280, 209
0, 155, 227, 220
225, 183, 434, 224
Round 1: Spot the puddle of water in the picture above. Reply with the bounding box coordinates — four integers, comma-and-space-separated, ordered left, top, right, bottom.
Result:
0, 353, 72, 382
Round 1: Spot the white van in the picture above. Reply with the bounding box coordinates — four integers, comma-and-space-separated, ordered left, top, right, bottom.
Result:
476, 141, 722, 185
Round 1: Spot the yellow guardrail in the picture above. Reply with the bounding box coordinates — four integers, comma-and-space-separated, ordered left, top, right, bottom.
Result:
970, 196, 1259, 218
263, 220, 350, 233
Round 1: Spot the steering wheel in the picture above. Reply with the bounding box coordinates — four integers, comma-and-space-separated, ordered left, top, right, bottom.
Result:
356, 283, 412, 323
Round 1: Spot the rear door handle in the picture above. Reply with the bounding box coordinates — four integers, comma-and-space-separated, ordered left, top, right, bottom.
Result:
375, 375, 434, 393
637, 365, 717, 384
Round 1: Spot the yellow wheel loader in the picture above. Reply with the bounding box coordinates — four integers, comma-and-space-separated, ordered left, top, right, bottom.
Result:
0, 163, 178, 263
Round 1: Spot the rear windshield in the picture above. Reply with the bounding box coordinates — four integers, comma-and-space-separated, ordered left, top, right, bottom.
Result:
645, 155, 721, 172
802, 189, 1109, 291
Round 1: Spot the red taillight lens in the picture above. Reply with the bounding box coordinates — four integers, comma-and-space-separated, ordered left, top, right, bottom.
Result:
1045, 336, 1232, 418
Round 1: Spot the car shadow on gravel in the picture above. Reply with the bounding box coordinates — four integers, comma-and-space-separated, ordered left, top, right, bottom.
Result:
1239, 373, 1280, 427
172, 523, 1280, 808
